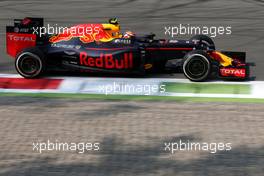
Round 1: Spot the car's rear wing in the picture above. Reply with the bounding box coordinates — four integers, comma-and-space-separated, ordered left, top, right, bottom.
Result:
6, 17, 44, 58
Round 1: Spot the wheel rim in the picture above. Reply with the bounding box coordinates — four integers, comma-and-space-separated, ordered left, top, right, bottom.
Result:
186, 56, 208, 79
16, 52, 42, 77
20, 57, 40, 74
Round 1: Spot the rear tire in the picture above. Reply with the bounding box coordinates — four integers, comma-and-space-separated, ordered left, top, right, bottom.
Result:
15, 48, 46, 78
183, 50, 212, 82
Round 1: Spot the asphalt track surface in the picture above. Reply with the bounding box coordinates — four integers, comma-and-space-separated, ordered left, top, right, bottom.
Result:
0, 98, 263, 176
0, 0, 264, 175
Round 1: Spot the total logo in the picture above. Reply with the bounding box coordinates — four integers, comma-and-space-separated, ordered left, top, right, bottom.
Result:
80, 52, 133, 69
8, 34, 35, 42
220, 68, 246, 78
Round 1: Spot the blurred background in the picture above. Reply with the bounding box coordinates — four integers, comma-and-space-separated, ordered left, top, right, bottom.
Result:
0, 0, 264, 78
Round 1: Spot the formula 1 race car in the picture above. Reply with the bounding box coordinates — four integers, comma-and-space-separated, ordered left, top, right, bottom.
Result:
6, 17, 250, 81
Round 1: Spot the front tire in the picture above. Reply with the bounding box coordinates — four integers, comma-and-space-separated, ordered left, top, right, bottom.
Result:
183, 50, 212, 82
15, 48, 46, 78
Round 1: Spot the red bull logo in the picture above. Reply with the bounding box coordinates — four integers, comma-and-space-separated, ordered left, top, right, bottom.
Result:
209, 51, 232, 67
80, 52, 133, 69
49, 23, 120, 43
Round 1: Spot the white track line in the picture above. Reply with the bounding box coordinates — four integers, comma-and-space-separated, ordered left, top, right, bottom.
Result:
0, 73, 264, 99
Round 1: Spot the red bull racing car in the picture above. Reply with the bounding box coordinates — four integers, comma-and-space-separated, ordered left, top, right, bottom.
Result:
6, 17, 250, 81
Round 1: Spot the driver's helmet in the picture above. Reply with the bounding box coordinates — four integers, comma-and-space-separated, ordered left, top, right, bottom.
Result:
109, 18, 119, 25
123, 31, 135, 38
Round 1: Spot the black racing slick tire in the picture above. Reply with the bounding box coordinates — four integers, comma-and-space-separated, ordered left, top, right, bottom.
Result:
190, 35, 215, 50
183, 50, 212, 82
15, 48, 46, 78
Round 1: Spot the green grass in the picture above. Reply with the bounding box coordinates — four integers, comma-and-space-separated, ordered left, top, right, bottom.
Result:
163, 83, 250, 94
0, 92, 264, 103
